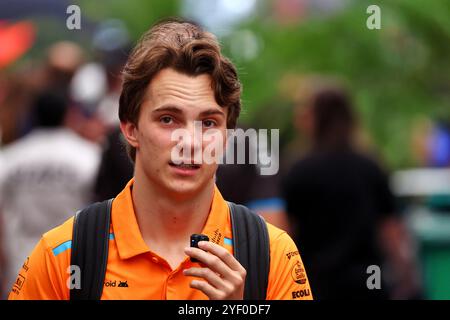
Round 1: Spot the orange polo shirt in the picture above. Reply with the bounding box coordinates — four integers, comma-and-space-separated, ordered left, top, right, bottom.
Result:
8, 179, 312, 300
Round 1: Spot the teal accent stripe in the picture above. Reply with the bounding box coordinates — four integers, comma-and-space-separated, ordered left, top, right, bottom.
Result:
52, 233, 115, 256
52, 240, 72, 256
224, 237, 233, 246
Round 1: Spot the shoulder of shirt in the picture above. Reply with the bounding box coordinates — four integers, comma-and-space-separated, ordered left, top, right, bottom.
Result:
8, 129, 99, 150
264, 221, 293, 247
40, 216, 75, 252
59, 129, 100, 149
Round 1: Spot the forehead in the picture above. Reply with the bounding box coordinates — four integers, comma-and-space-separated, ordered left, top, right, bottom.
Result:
144, 68, 221, 111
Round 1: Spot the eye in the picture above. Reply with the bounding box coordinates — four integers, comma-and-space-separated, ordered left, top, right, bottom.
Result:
160, 116, 173, 125
203, 119, 217, 128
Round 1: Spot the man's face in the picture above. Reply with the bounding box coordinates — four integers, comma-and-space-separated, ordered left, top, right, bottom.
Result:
123, 68, 228, 198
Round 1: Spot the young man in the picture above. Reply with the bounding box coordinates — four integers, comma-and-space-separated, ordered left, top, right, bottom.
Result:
8, 19, 312, 300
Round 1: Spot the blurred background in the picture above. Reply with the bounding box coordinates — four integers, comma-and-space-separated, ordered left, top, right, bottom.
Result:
0, 0, 449, 299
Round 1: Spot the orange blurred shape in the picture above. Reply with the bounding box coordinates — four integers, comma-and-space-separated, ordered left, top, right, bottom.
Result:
0, 20, 35, 69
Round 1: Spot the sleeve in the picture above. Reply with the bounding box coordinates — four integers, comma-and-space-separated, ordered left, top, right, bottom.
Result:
266, 230, 313, 300
8, 237, 69, 300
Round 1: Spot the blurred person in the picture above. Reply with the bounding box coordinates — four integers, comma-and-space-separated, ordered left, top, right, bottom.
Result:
66, 63, 109, 144
427, 121, 450, 167
282, 86, 422, 299
43, 41, 84, 94
23, 41, 84, 118
216, 163, 290, 231
93, 38, 135, 201
0, 72, 31, 146
8, 19, 312, 300
94, 20, 132, 131
64, 102, 108, 144
0, 90, 100, 298
94, 126, 134, 201
409, 117, 450, 168
0, 41, 85, 146
216, 125, 290, 231
15, 41, 86, 139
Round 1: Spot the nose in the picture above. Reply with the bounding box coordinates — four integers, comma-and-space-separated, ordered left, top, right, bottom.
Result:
181, 120, 203, 163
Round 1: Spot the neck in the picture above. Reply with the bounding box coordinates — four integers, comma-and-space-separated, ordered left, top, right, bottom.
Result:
131, 172, 215, 248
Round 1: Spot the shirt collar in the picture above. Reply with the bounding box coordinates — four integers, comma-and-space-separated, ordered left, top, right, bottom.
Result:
111, 179, 230, 260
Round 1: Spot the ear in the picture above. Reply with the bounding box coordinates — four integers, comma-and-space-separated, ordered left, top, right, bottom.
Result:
120, 121, 139, 149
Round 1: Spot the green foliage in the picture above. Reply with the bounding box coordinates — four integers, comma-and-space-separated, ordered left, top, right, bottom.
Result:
220, 0, 450, 169
80, 0, 180, 42
76, 0, 450, 168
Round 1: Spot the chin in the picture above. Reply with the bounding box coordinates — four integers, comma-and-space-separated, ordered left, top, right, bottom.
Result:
166, 179, 203, 198
166, 175, 213, 200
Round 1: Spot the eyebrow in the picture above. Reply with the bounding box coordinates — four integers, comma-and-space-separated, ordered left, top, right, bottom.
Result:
152, 105, 183, 115
199, 109, 226, 118
152, 105, 226, 118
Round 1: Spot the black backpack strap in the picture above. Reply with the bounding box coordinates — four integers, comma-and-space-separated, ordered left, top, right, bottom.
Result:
228, 202, 270, 300
70, 199, 113, 300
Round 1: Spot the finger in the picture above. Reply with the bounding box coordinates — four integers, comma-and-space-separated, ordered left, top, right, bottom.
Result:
183, 267, 224, 290
198, 241, 246, 274
185, 246, 235, 280
190, 280, 224, 300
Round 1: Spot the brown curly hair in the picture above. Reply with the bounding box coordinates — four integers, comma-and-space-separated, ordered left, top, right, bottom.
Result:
119, 18, 242, 161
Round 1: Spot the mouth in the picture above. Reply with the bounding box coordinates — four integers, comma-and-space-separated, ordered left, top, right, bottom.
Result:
169, 161, 201, 170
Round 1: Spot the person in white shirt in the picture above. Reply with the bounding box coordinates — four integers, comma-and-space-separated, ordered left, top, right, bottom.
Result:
0, 91, 100, 297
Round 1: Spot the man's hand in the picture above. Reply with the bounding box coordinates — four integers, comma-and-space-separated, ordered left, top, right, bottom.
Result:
183, 241, 246, 300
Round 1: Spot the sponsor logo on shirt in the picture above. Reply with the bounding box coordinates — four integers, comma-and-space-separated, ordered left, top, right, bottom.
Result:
291, 261, 307, 285
11, 274, 26, 295
104, 280, 129, 288
292, 289, 311, 299
22, 257, 30, 272
211, 229, 223, 244
286, 250, 299, 260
